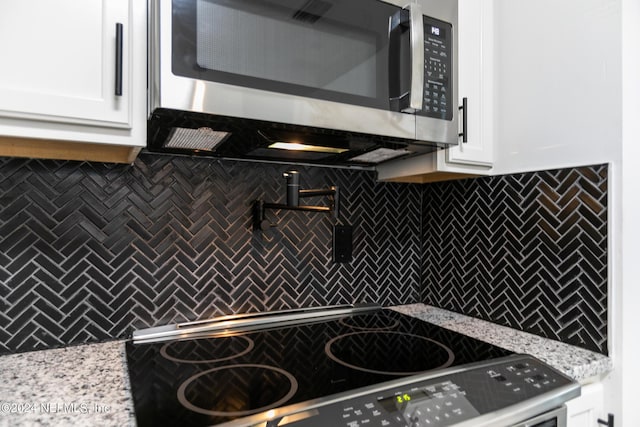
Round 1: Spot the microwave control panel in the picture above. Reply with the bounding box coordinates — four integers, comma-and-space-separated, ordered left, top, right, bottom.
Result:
421, 16, 453, 121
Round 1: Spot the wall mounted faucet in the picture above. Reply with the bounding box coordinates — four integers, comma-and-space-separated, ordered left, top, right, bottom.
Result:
253, 170, 352, 263
253, 170, 340, 231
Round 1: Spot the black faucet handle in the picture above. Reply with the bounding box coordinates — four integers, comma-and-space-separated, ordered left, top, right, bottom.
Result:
283, 170, 300, 207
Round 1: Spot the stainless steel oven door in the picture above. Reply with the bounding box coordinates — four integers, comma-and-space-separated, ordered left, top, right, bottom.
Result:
150, 0, 458, 145
511, 405, 568, 427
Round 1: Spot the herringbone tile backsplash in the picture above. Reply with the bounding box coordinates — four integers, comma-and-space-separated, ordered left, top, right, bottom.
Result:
0, 155, 607, 355
0, 154, 421, 354
422, 165, 608, 354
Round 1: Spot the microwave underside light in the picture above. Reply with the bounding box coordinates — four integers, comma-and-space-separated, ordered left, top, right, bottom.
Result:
267, 142, 348, 154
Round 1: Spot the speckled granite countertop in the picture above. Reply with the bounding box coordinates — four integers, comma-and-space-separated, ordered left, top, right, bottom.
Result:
0, 303, 612, 426
391, 304, 613, 383
0, 340, 135, 427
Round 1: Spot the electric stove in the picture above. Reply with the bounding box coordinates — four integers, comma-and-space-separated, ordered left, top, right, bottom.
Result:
126, 305, 519, 426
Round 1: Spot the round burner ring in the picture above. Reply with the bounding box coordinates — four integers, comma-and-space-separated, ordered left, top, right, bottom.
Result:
325, 331, 455, 376
160, 335, 254, 364
338, 316, 400, 331
177, 364, 298, 417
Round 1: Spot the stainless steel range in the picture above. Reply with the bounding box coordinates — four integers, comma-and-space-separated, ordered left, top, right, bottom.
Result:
125, 305, 580, 426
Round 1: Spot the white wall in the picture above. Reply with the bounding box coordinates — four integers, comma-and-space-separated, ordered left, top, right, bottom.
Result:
492, 1, 640, 425
611, 0, 640, 425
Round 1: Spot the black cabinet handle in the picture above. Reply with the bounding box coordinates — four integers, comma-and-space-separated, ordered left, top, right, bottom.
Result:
115, 23, 123, 96
598, 414, 614, 427
458, 97, 468, 143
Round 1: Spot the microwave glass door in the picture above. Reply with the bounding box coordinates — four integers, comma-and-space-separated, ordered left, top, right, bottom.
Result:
171, 0, 400, 110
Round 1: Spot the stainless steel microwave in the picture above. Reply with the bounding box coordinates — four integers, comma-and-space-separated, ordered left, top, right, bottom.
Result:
148, 0, 459, 167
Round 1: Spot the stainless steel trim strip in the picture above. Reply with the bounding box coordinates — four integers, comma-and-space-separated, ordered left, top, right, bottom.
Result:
178, 304, 375, 327
132, 303, 381, 344
148, 0, 160, 112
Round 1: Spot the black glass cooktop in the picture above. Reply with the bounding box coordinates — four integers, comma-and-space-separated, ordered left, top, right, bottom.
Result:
126, 309, 511, 427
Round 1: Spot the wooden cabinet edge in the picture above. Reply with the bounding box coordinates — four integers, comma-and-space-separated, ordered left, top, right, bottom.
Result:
378, 171, 482, 184
376, 151, 489, 184
0, 136, 141, 164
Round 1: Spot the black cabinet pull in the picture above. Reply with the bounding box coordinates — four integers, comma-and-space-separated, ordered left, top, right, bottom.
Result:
598, 414, 614, 427
458, 97, 468, 143
115, 23, 123, 96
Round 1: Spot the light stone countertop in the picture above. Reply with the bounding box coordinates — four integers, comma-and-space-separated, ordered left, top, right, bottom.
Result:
0, 303, 612, 426
0, 340, 135, 427
391, 304, 613, 383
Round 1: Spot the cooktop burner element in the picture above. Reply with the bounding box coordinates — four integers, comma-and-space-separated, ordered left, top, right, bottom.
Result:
161, 335, 254, 364
177, 364, 298, 417
325, 331, 455, 376
339, 312, 400, 330
126, 306, 513, 427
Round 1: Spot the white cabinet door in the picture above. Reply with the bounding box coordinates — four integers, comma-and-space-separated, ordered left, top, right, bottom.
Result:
566, 383, 604, 427
0, 0, 131, 129
446, 0, 493, 167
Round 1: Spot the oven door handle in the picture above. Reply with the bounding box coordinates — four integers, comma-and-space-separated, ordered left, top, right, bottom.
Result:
388, 3, 424, 114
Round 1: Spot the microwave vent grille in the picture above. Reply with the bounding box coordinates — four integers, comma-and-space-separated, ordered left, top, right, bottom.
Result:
164, 127, 231, 152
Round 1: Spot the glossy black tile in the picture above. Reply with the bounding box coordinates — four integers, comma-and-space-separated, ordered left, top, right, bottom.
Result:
422, 165, 608, 354
0, 155, 421, 354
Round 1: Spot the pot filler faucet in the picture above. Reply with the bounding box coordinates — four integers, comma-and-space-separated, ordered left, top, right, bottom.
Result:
253, 171, 351, 262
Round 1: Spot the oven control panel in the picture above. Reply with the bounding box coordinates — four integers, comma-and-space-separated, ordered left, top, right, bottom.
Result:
343, 379, 478, 426
273, 355, 580, 427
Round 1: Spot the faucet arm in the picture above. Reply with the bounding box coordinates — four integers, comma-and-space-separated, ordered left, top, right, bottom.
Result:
262, 203, 331, 213
298, 188, 335, 198
252, 171, 340, 232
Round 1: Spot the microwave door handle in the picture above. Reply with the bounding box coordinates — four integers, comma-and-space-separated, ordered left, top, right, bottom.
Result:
388, 8, 410, 112
407, 3, 425, 112
388, 4, 424, 113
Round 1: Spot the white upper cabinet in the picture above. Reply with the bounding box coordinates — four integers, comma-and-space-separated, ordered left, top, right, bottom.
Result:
0, 0, 130, 128
447, 0, 493, 167
377, 0, 494, 183
0, 0, 146, 161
